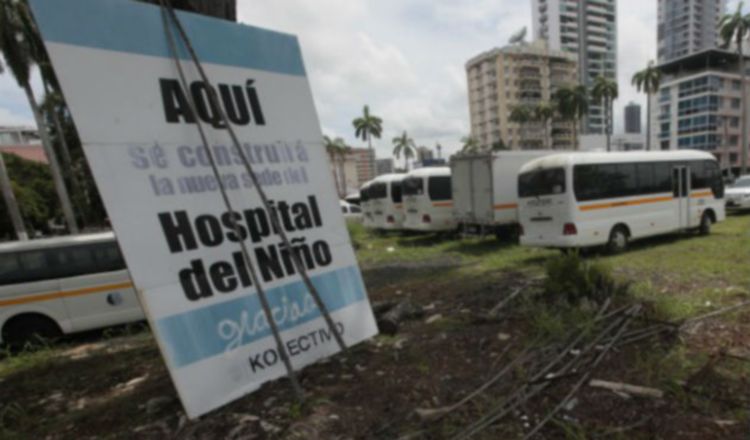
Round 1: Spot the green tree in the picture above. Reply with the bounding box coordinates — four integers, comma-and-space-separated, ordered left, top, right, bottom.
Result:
491, 139, 508, 151
534, 102, 555, 149
324, 135, 350, 196
553, 85, 588, 150
461, 136, 481, 154
509, 105, 534, 149
353, 105, 383, 151
392, 131, 416, 171
591, 76, 619, 152
0, 153, 60, 240
720, 2, 750, 174
632, 61, 662, 151
0, 0, 78, 233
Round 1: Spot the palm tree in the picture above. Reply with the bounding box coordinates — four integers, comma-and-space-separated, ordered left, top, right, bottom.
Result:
720, 2, 750, 175
324, 136, 350, 196
509, 105, 534, 149
491, 139, 508, 151
353, 105, 382, 177
461, 136, 481, 154
0, 59, 27, 240
554, 85, 589, 150
0, 1, 78, 233
534, 103, 555, 149
392, 131, 416, 171
591, 76, 619, 152
353, 105, 383, 151
632, 61, 662, 152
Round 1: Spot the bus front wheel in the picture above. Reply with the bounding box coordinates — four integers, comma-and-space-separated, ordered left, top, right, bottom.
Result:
2, 314, 62, 348
699, 212, 713, 235
607, 226, 629, 254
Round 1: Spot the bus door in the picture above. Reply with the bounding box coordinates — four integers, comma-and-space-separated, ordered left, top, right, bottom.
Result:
672, 165, 691, 229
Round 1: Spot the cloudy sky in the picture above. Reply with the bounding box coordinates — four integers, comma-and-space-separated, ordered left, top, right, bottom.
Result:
1, 0, 745, 157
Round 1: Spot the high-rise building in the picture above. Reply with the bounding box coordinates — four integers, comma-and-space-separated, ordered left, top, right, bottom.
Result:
625, 102, 642, 134
350, 148, 376, 186
415, 146, 434, 162
531, 0, 618, 135
654, 49, 750, 171
466, 40, 578, 150
375, 158, 394, 176
657, 0, 726, 63
329, 147, 378, 196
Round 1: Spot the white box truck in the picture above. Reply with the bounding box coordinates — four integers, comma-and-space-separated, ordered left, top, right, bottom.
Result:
451, 151, 560, 237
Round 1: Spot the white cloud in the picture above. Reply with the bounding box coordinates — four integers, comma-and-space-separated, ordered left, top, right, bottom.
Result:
0, 107, 34, 127
0, 1, 721, 157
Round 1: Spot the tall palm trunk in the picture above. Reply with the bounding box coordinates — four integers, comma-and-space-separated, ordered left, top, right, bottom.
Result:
338, 155, 347, 196
646, 92, 652, 151
24, 84, 79, 234
741, 42, 748, 175
606, 98, 612, 152
50, 106, 85, 220
0, 152, 28, 240
329, 152, 341, 197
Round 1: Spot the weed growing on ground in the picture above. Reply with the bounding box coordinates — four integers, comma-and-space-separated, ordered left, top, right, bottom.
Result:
544, 252, 628, 305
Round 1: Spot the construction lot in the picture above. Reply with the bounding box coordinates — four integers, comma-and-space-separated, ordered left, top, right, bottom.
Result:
1, 213, 749, 439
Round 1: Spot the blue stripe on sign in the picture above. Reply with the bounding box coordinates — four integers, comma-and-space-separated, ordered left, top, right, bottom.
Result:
156, 266, 367, 368
28, 0, 306, 76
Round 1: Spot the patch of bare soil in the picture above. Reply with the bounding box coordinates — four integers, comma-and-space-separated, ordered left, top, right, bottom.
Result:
1, 265, 748, 439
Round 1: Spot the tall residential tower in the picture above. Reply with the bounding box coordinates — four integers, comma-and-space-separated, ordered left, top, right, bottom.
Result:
657, 0, 727, 63
466, 40, 578, 150
531, 0, 617, 135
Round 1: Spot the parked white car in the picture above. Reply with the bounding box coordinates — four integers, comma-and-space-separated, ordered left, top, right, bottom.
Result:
340, 200, 363, 223
726, 176, 750, 209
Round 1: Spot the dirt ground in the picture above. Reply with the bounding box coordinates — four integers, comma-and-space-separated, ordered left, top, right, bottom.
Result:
1, 251, 748, 439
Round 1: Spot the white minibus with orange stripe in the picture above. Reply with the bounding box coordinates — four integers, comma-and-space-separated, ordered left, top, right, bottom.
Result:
518, 151, 725, 252
359, 180, 377, 228
451, 151, 558, 237
402, 167, 457, 232
0, 232, 143, 346
369, 174, 406, 230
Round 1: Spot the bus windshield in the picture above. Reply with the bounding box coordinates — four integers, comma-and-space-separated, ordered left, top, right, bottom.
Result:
519, 168, 566, 198
369, 182, 387, 199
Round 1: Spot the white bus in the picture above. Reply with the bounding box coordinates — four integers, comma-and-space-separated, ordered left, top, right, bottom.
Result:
360, 180, 377, 228
518, 151, 726, 252
402, 167, 457, 232
369, 174, 406, 230
0, 232, 143, 346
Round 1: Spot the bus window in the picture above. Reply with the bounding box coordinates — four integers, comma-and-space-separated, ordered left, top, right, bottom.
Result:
0, 250, 55, 286
402, 177, 424, 196
519, 168, 566, 198
391, 181, 403, 203
428, 176, 452, 201
690, 161, 709, 189
0, 253, 21, 286
653, 162, 672, 193
91, 242, 126, 272
369, 183, 387, 199
636, 163, 656, 193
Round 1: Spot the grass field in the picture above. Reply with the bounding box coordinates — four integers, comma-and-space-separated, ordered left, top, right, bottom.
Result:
1, 213, 749, 439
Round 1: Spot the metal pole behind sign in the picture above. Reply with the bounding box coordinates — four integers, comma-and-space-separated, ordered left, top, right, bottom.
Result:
158, 2, 304, 400
161, 1, 349, 354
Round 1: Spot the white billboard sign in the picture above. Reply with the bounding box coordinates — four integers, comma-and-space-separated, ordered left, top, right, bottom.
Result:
29, 0, 377, 418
